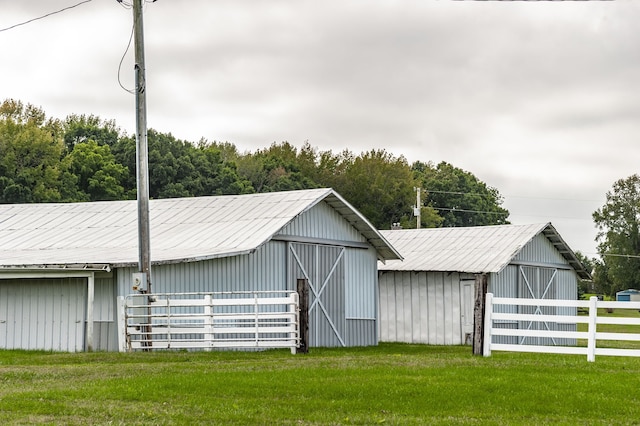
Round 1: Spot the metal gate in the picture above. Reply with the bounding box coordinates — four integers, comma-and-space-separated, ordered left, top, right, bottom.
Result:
117, 291, 299, 353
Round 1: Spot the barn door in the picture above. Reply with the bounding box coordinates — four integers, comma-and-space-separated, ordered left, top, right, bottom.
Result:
0, 278, 86, 352
518, 266, 558, 345
289, 243, 346, 347
461, 280, 475, 345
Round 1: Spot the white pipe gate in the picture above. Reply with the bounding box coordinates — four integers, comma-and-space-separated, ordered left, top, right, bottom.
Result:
117, 291, 300, 353
483, 293, 640, 362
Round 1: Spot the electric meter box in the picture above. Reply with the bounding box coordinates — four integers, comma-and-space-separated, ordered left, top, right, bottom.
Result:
132, 272, 147, 292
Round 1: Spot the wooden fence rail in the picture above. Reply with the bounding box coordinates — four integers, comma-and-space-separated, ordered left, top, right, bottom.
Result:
483, 294, 640, 362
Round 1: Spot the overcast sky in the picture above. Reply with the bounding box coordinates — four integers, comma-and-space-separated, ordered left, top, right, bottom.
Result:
1, 0, 639, 258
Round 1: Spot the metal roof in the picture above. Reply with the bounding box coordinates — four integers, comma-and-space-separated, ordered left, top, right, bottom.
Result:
0, 188, 400, 270
379, 223, 590, 279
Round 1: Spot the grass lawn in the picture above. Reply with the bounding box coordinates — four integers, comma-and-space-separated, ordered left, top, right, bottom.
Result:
577, 306, 640, 349
0, 344, 639, 425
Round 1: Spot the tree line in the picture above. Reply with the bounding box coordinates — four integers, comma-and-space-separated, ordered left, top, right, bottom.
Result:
5, 98, 639, 296
0, 99, 509, 231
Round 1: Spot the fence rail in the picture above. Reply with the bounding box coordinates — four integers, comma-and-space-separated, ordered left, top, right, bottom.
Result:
117, 291, 300, 353
483, 294, 640, 362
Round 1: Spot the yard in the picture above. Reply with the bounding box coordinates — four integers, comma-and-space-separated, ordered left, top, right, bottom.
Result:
577, 301, 640, 349
0, 343, 638, 425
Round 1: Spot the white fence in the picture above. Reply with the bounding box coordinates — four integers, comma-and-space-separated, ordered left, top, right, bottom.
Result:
117, 291, 300, 353
483, 293, 640, 362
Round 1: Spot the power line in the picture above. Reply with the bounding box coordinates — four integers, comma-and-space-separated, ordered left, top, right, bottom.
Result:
431, 207, 508, 216
601, 253, 640, 260
423, 188, 601, 203
117, 21, 136, 94
507, 212, 594, 222
0, 0, 94, 33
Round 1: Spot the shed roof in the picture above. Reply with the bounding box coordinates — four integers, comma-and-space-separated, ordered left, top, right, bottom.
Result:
0, 188, 400, 270
379, 223, 590, 279
616, 289, 640, 295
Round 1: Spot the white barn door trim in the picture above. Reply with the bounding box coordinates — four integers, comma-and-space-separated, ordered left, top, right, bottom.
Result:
289, 244, 346, 347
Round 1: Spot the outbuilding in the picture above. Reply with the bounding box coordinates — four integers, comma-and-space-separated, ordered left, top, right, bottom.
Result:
378, 223, 590, 345
616, 289, 640, 302
0, 188, 400, 352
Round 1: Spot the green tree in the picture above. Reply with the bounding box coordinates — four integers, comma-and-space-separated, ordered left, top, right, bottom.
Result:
0, 99, 68, 203
328, 149, 415, 229
413, 161, 509, 227
63, 114, 121, 152
237, 142, 317, 192
113, 130, 253, 199
593, 174, 640, 294
591, 258, 613, 298
574, 251, 594, 298
67, 140, 129, 201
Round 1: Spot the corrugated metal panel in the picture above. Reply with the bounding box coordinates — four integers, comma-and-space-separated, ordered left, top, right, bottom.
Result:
513, 233, 567, 265
379, 223, 588, 279
0, 278, 86, 351
289, 243, 346, 347
345, 248, 377, 321
115, 242, 287, 296
0, 189, 399, 269
280, 200, 366, 243
378, 271, 471, 345
490, 263, 577, 346
345, 320, 377, 346
379, 224, 548, 273
92, 274, 119, 351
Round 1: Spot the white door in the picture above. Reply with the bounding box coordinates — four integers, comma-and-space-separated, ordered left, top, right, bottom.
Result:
461, 281, 475, 345
0, 278, 86, 351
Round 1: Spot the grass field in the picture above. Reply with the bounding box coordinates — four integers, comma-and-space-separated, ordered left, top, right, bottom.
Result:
577, 305, 640, 349
0, 344, 639, 425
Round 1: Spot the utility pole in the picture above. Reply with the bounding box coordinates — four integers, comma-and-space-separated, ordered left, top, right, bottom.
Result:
414, 187, 421, 229
133, 0, 151, 295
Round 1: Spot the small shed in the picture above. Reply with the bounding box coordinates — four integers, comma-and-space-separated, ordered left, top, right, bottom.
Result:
616, 289, 640, 302
378, 223, 590, 345
0, 188, 400, 352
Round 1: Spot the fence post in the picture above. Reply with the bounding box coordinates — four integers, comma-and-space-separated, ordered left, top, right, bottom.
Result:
116, 296, 128, 353
254, 292, 260, 347
297, 279, 309, 354
483, 293, 493, 357
289, 292, 298, 355
587, 296, 598, 362
204, 294, 213, 351
473, 273, 488, 355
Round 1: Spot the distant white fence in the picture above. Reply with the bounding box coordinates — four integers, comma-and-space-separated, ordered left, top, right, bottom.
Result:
483, 293, 640, 362
117, 291, 300, 353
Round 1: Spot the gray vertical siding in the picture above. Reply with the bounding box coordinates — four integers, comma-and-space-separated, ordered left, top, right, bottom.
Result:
279, 201, 368, 243
378, 271, 474, 345
116, 241, 288, 296
289, 242, 346, 347
345, 320, 377, 346
0, 278, 86, 351
513, 234, 568, 265
345, 248, 377, 320
92, 272, 119, 351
